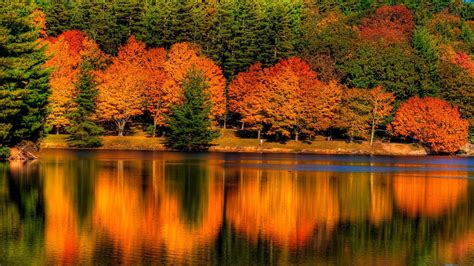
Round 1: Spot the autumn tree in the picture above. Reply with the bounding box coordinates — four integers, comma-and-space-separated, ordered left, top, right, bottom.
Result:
369, 87, 395, 145
360, 5, 415, 44
391, 97, 468, 153
44, 30, 85, 134
229, 58, 341, 141
142, 47, 168, 137
264, 57, 340, 141
165, 68, 219, 151
228, 63, 269, 141
96, 36, 147, 136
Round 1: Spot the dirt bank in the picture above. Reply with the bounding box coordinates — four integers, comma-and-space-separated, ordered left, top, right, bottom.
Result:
41, 134, 429, 156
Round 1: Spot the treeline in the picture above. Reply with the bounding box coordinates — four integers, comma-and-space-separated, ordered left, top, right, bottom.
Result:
1, 1, 473, 154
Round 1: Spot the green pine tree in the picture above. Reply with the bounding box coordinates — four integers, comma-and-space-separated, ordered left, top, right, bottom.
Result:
41, 1, 71, 36
66, 61, 103, 148
0, 3, 50, 147
165, 68, 219, 151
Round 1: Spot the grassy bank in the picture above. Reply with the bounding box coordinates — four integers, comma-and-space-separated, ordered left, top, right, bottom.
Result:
41, 129, 428, 156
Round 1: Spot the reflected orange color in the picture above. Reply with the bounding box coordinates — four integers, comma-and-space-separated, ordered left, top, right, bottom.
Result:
439, 233, 474, 263
43, 163, 92, 264
226, 169, 339, 249
93, 161, 144, 261
394, 174, 467, 217
369, 177, 393, 225
93, 160, 224, 263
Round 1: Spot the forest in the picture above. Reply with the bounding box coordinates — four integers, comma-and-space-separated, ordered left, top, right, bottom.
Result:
1, 0, 473, 154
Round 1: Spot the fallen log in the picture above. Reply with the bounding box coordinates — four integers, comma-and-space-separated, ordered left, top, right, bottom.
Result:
8, 141, 38, 161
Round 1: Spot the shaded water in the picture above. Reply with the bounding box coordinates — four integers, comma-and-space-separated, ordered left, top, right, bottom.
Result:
0, 149, 473, 265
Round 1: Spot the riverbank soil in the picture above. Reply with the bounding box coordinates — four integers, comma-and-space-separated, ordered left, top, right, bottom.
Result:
41, 129, 430, 156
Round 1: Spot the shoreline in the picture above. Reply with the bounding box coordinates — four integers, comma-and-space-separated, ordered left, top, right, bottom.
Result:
40, 134, 438, 156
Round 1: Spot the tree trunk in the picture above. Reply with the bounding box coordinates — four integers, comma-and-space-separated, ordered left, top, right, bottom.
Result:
153, 117, 157, 138
257, 130, 261, 143
241, 121, 245, 130
116, 119, 127, 136
370, 113, 376, 146
223, 112, 227, 129
56, 127, 59, 135
295, 130, 299, 142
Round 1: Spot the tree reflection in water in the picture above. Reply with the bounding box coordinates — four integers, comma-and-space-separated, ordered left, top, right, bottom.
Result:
0, 151, 473, 264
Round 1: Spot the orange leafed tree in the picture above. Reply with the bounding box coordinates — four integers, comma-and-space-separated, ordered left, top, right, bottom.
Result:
44, 30, 87, 133
228, 63, 269, 141
360, 5, 414, 44
265, 57, 341, 140
96, 36, 147, 136
263, 61, 300, 138
391, 97, 468, 153
229, 57, 340, 141
163, 43, 226, 123
451, 51, 474, 76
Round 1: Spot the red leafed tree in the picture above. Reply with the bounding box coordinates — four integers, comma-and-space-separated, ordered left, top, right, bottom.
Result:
451, 51, 474, 76
284, 58, 341, 139
360, 5, 414, 44
53, 30, 86, 56
142, 47, 168, 136
96, 36, 147, 136
391, 97, 468, 153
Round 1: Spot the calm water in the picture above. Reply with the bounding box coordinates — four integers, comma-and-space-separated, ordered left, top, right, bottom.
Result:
1, 150, 473, 265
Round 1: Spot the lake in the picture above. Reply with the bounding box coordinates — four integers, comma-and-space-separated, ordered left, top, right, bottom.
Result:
1, 149, 473, 264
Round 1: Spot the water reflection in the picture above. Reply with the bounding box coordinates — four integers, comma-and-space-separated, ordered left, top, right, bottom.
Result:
0, 150, 473, 264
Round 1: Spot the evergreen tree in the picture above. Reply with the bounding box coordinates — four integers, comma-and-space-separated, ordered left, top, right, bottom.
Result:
65, 37, 107, 148
41, 1, 71, 36
66, 60, 103, 148
0, 3, 50, 147
165, 68, 219, 151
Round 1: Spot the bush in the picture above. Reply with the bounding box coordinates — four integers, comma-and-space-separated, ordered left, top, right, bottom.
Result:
0, 146, 10, 160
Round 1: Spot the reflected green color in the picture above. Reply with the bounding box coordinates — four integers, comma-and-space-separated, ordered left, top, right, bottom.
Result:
0, 149, 473, 264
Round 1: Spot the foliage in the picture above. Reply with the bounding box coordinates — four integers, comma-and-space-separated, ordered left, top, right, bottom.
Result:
165, 69, 219, 151
300, 12, 357, 82
3, 1, 472, 146
44, 30, 85, 133
360, 5, 414, 44
229, 57, 341, 141
340, 42, 435, 100
96, 36, 147, 136
66, 37, 106, 148
0, 146, 10, 160
368, 87, 395, 145
0, 3, 50, 147
391, 97, 468, 153
163, 43, 226, 123
333, 88, 372, 140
